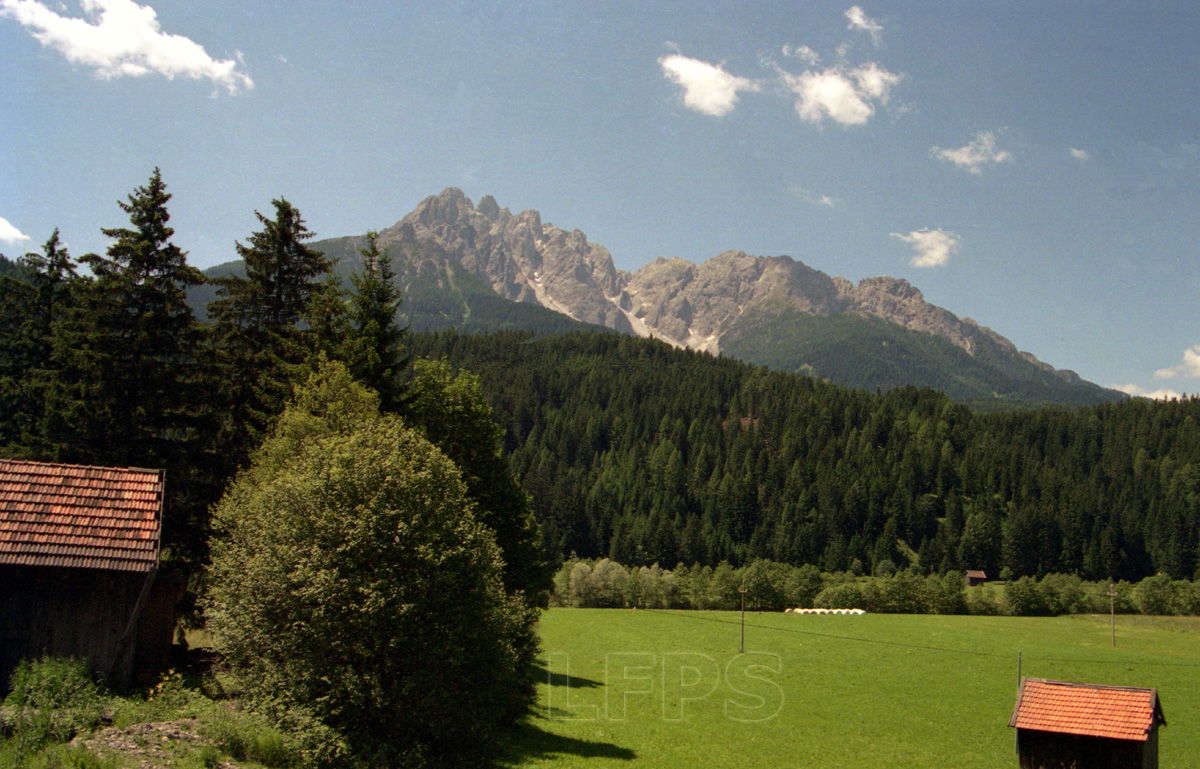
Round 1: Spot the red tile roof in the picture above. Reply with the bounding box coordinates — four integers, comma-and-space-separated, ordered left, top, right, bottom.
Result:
1009, 678, 1166, 742
0, 458, 164, 573
965, 569, 987, 579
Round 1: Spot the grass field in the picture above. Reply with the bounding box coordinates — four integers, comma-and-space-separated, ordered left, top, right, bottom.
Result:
498, 609, 1200, 769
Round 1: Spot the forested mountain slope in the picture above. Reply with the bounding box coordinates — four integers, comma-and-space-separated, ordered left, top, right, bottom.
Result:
411, 330, 1200, 582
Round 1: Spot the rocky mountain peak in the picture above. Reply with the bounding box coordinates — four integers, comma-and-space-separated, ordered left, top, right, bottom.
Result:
379, 189, 1096, 392
477, 194, 501, 220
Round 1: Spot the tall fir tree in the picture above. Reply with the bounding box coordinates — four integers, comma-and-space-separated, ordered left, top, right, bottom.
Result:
347, 231, 409, 411
48, 170, 210, 561
207, 198, 332, 467
0, 230, 79, 454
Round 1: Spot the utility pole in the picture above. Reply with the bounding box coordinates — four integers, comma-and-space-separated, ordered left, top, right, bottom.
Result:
1108, 581, 1117, 647
739, 586, 747, 653
1015, 651, 1022, 755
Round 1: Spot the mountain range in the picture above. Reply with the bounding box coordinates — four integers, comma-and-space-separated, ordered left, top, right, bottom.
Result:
201, 188, 1125, 408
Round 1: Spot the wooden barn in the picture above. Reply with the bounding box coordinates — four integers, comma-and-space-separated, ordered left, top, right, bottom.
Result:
1009, 677, 1166, 769
965, 569, 988, 586
0, 458, 182, 691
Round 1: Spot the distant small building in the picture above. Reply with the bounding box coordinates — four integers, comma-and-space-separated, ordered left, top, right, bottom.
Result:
0, 459, 182, 690
965, 569, 988, 586
1009, 677, 1166, 769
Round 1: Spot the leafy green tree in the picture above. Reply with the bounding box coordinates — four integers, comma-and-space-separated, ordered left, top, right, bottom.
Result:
1003, 576, 1052, 616
813, 582, 866, 609
1039, 573, 1086, 615
926, 572, 968, 614
783, 563, 823, 608
207, 362, 537, 768
404, 358, 551, 603
741, 559, 786, 610
706, 561, 741, 610
567, 560, 595, 606
588, 558, 629, 607
1134, 574, 1177, 615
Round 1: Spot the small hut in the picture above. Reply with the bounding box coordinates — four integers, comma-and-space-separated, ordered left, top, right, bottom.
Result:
1009, 677, 1166, 769
0, 458, 182, 690
965, 569, 988, 586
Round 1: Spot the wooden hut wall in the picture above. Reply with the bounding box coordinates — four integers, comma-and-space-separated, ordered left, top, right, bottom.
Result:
0, 565, 161, 690
1017, 728, 1152, 769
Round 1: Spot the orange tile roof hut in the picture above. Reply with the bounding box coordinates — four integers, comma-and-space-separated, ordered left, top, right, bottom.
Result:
0, 459, 182, 689
1010, 677, 1166, 769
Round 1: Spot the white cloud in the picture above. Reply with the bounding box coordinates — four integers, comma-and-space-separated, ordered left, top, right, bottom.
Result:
852, 62, 901, 99
891, 228, 960, 268
780, 63, 901, 126
845, 6, 882, 46
659, 52, 759, 117
789, 185, 838, 208
932, 131, 1012, 174
1069, 147, 1090, 161
1152, 344, 1200, 380
1112, 383, 1183, 401
781, 44, 820, 65
0, 217, 31, 244
0, 0, 253, 93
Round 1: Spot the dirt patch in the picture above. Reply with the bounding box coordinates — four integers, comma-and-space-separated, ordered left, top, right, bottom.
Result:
74, 719, 235, 769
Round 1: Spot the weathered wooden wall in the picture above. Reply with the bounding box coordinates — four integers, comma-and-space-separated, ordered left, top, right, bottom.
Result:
1017, 728, 1155, 769
0, 565, 179, 691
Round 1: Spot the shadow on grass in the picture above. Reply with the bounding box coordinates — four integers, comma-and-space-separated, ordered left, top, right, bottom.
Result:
495, 717, 636, 765
532, 661, 604, 689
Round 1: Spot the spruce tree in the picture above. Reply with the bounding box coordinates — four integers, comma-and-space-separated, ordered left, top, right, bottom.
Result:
347, 231, 409, 411
52, 170, 205, 464
49, 170, 210, 561
0, 230, 79, 454
207, 198, 331, 465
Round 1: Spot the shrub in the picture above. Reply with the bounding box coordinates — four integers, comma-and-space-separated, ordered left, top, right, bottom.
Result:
0, 741, 119, 769
1171, 580, 1200, 615
1135, 574, 1177, 615
783, 564, 823, 608
4, 657, 106, 750
814, 582, 866, 609
1040, 574, 1086, 615
867, 572, 930, 614
927, 573, 968, 615
1004, 576, 1053, 616
207, 363, 537, 768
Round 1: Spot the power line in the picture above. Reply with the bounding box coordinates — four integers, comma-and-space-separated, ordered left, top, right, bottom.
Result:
638, 609, 1200, 669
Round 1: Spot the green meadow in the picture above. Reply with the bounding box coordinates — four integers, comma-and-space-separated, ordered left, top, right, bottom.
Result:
500, 609, 1200, 769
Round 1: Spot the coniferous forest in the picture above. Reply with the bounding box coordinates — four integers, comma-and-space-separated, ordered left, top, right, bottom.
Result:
409, 330, 1200, 582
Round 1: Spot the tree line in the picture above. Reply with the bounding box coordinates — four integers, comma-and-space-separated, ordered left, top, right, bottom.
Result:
552, 557, 1200, 617
410, 330, 1200, 582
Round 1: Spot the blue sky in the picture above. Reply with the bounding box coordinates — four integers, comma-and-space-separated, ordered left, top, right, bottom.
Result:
2, 1, 1197, 397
